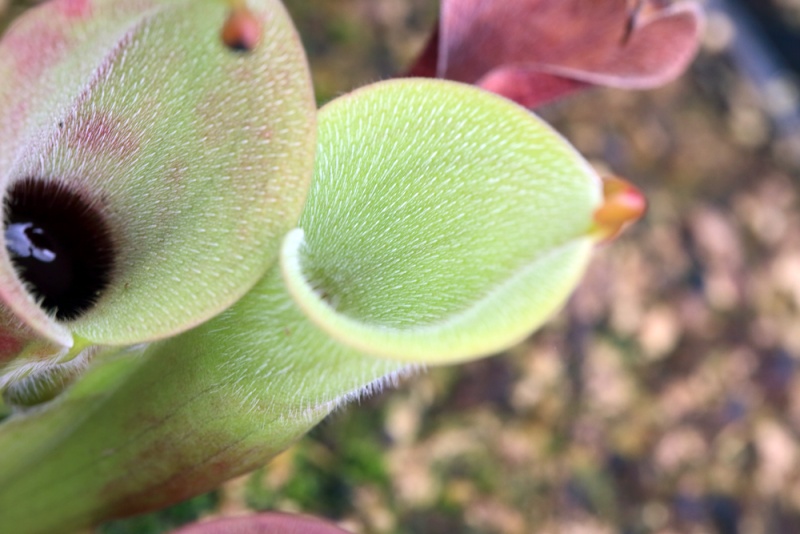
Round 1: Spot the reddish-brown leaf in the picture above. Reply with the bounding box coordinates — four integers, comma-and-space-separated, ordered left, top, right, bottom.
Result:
408, 0, 704, 107
172, 513, 352, 534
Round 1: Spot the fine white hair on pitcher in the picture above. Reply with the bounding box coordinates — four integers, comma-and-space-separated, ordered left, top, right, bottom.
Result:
330, 363, 425, 411
267, 363, 426, 424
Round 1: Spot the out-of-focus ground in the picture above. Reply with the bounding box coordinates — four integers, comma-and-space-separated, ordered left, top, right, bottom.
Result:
4, 0, 800, 532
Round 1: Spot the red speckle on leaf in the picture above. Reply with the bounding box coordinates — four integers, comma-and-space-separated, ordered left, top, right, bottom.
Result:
7, 99, 30, 138
104, 456, 240, 520
0, 332, 25, 364
2, 23, 70, 82
65, 112, 140, 159
98, 413, 277, 523
57, 0, 93, 19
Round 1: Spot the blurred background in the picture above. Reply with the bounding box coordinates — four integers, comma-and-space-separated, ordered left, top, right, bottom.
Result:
4, 0, 800, 532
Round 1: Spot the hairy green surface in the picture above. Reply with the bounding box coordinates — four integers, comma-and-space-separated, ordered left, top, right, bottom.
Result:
285, 79, 600, 363
0, 0, 316, 354
0, 265, 410, 533
0, 76, 603, 533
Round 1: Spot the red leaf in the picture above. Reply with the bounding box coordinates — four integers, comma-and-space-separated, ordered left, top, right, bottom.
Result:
408, 0, 704, 107
171, 513, 352, 534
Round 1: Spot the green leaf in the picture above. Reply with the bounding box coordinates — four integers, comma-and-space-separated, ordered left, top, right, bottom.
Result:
0, 266, 409, 533
0, 78, 604, 532
283, 79, 601, 363
0, 0, 316, 359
